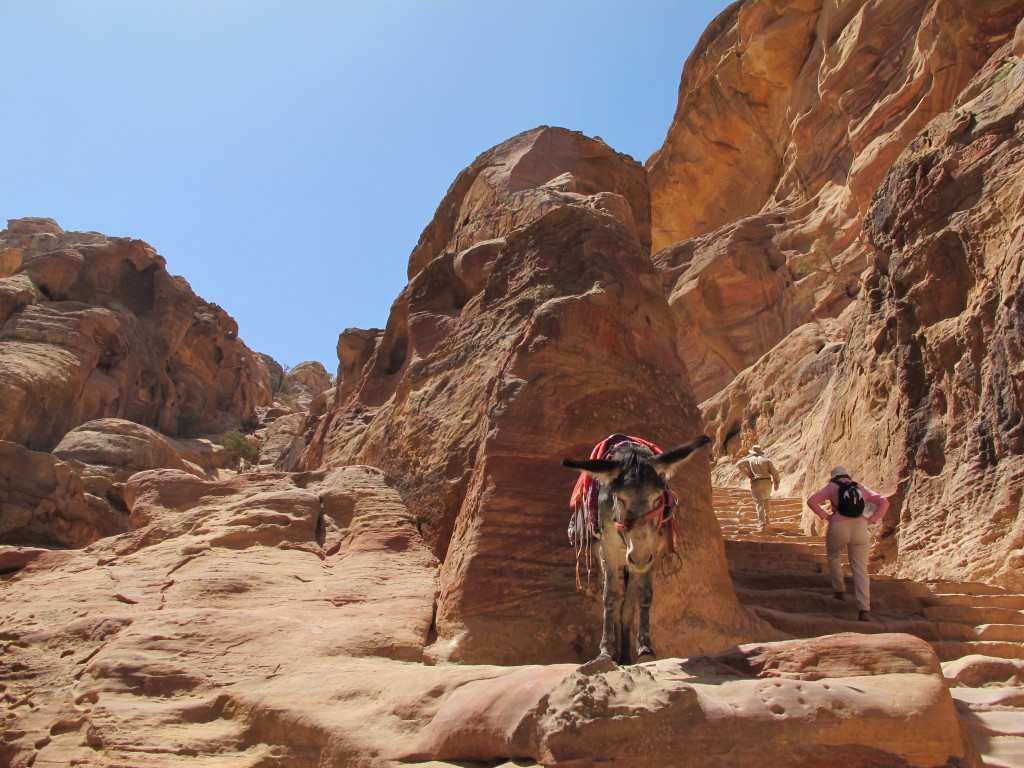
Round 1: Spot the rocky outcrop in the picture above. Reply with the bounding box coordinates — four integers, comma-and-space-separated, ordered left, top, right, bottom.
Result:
304, 126, 763, 665
0, 469, 971, 767
281, 361, 332, 406
410, 633, 970, 768
0, 218, 275, 451
255, 411, 308, 471
0, 440, 116, 548
1, 419, 241, 549
654, 2, 1024, 589
408, 126, 652, 279
650, 0, 1023, 401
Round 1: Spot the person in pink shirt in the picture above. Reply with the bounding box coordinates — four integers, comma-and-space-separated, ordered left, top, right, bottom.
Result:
806, 466, 890, 622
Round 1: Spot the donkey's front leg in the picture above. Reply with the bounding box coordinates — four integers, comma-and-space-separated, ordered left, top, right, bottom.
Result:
598, 560, 624, 662
634, 571, 656, 661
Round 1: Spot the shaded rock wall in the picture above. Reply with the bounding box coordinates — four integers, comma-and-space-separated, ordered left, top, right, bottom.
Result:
836, 43, 1024, 587
305, 126, 764, 665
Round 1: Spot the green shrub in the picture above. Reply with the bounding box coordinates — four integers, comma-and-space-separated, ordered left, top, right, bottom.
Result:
220, 429, 258, 462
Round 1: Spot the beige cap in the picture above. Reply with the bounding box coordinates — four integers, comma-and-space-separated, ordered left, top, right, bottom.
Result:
830, 466, 848, 478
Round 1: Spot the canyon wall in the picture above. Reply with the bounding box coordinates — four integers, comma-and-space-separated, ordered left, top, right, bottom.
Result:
0, 218, 283, 547
3, 1, 1024, 765
0, 218, 275, 449
650, 0, 1024, 588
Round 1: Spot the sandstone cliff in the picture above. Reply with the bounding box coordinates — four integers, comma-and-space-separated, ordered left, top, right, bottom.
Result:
0, 218, 284, 548
304, 126, 764, 665
651, 1, 1024, 589
3, 1, 1024, 765
0, 218, 275, 449
651, 0, 1022, 401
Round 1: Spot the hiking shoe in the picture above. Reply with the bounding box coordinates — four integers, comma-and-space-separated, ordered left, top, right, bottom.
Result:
858, 610, 870, 622
833, 591, 845, 601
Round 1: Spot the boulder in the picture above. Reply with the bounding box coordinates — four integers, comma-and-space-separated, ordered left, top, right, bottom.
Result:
0, 439, 120, 547
410, 633, 972, 768
51, 418, 209, 513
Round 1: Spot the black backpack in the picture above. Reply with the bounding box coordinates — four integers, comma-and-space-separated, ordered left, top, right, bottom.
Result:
834, 477, 865, 517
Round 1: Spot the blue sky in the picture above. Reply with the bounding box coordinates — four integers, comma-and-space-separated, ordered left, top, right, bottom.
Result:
3, 1, 730, 370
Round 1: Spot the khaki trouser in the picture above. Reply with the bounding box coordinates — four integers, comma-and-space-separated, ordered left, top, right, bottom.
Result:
826, 516, 871, 610
750, 478, 773, 527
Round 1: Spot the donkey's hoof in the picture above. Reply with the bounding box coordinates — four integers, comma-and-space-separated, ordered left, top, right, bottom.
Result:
635, 649, 657, 664
578, 654, 618, 675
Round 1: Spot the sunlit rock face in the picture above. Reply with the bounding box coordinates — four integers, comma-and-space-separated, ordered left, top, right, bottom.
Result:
650, 1, 1024, 588
648, 0, 1022, 402
0, 218, 275, 451
0, 220, 277, 548
0, 472, 968, 768
846, 41, 1024, 589
304, 126, 764, 665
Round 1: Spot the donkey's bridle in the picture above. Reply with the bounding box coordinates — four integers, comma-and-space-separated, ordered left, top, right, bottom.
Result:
614, 492, 673, 535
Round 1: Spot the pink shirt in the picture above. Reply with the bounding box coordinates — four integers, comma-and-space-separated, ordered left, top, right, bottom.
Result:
806, 480, 889, 524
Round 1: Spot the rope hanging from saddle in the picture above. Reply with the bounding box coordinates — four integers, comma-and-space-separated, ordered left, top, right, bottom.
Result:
567, 434, 680, 590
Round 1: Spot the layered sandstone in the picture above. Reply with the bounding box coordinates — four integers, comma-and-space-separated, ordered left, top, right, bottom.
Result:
0, 218, 275, 450
304, 126, 764, 665
650, 0, 1023, 401
0, 218, 282, 549
652, 1, 1024, 588
0, 468, 972, 767
280, 361, 332, 408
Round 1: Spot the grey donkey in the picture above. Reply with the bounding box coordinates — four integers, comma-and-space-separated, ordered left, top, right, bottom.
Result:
563, 434, 710, 666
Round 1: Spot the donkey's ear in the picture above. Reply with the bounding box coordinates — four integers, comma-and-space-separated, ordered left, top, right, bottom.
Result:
562, 457, 621, 484
650, 435, 711, 479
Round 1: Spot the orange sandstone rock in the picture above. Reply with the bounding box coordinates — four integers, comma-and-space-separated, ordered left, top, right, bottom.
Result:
305, 126, 765, 665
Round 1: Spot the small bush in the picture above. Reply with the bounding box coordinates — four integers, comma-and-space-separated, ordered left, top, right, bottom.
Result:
220, 429, 258, 462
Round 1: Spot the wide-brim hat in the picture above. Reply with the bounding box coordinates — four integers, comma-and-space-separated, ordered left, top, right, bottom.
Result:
749, 445, 764, 455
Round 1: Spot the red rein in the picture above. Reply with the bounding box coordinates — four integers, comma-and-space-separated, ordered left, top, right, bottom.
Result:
614, 497, 668, 534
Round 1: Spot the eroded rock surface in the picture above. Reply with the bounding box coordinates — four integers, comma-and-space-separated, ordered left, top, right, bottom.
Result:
0, 466, 443, 767
650, 0, 1023, 402
304, 126, 762, 665
0, 218, 275, 451
658, 2, 1024, 589
0, 476, 970, 768
409, 633, 967, 768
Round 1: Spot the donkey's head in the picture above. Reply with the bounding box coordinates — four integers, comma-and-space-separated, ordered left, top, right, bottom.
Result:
563, 436, 710, 574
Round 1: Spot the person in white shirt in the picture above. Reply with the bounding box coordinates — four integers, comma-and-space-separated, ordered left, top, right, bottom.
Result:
735, 445, 781, 531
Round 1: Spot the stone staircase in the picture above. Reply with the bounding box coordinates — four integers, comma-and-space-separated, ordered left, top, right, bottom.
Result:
714, 486, 1024, 768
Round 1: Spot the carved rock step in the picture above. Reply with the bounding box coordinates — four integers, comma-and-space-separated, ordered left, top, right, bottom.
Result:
944, 656, 1024, 768
714, 486, 1024, 768
725, 541, 827, 559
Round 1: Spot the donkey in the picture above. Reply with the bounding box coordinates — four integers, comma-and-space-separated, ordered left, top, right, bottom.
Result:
563, 434, 710, 666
